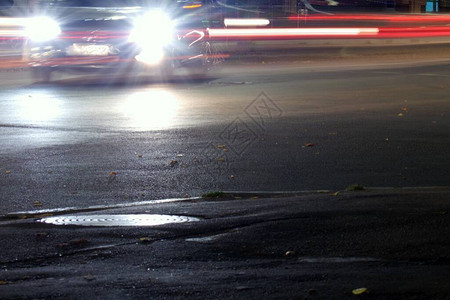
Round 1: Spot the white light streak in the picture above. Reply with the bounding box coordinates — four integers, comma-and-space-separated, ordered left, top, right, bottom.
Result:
224, 18, 270, 27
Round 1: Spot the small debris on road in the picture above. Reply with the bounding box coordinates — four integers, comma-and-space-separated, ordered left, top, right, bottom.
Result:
285, 251, 296, 257
108, 171, 117, 184
139, 237, 152, 244
83, 274, 96, 281
170, 160, 178, 167
352, 287, 369, 295
346, 184, 365, 191
202, 191, 225, 198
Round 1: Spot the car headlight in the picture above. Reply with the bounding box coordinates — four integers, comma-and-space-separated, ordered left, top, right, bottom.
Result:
129, 10, 174, 49
25, 16, 61, 42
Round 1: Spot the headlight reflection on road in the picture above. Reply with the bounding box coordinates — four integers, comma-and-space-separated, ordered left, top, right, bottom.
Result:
120, 90, 178, 130
16, 92, 62, 122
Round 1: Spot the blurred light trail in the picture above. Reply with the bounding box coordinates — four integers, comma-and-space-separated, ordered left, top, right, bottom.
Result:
182, 4, 202, 9
287, 14, 450, 23
208, 28, 379, 39
0, 17, 28, 27
378, 26, 450, 38
224, 18, 270, 27
208, 26, 450, 40
0, 17, 26, 38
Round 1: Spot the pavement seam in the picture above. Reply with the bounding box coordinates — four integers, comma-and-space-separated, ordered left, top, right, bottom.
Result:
0, 197, 201, 221
2, 186, 450, 221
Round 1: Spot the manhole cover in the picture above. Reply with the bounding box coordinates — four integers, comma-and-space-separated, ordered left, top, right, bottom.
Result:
38, 214, 200, 227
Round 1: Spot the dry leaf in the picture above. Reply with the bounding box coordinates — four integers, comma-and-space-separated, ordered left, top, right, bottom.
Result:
34, 213, 53, 218
139, 237, 151, 243
352, 288, 369, 295
285, 251, 296, 257
170, 160, 178, 167
109, 171, 117, 176
33, 201, 43, 207
83, 274, 96, 281
69, 239, 89, 247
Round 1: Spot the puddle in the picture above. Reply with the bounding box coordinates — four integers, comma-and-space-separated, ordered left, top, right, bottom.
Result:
38, 214, 200, 227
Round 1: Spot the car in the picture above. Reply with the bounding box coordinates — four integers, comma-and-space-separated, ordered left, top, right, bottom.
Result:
19, 0, 224, 82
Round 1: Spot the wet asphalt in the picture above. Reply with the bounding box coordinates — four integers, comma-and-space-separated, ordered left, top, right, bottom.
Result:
0, 188, 450, 299
1, 45, 450, 214
0, 44, 449, 299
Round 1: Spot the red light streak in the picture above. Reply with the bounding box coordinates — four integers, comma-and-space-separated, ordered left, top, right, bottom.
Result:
208, 26, 450, 40
208, 28, 379, 40
287, 14, 450, 23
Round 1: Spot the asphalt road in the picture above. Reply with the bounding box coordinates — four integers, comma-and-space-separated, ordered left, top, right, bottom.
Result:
1, 45, 450, 214
0, 189, 449, 299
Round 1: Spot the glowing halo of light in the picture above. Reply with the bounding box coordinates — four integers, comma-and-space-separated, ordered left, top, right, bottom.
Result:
119, 90, 178, 130
25, 16, 61, 42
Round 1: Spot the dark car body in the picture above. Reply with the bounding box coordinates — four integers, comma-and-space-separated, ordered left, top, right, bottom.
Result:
21, 0, 224, 81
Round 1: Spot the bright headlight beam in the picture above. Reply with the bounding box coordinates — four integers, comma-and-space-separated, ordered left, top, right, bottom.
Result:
129, 10, 174, 48
25, 16, 61, 42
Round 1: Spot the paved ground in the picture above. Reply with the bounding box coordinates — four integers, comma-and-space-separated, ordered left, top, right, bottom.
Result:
0, 43, 449, 299
1, 44, 450, 214
0, 188, 449, 299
